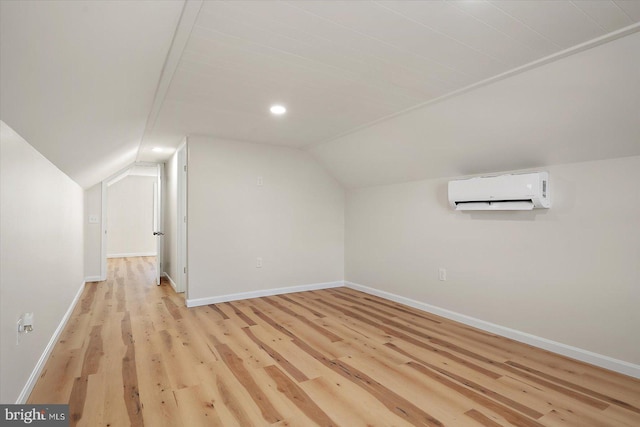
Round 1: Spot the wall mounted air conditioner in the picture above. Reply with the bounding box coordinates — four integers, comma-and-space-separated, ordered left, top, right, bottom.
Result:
448, 172, 550, 211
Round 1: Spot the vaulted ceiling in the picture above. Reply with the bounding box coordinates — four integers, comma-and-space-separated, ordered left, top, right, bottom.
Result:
2, 1, 639, 188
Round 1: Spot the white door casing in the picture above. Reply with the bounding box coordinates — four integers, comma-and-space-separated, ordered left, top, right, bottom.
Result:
153, 163, 164, 285
176, 142, 187, 293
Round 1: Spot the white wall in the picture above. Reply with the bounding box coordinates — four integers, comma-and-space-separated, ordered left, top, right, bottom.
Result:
187, 137, 344, 303
346, 156, 640, 366
84, 183, 102, 280
106, 175, 156, 257
0, 121, 84, 403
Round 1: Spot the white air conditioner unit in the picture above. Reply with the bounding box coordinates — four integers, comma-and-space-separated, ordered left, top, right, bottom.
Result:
448, 172, 550, 211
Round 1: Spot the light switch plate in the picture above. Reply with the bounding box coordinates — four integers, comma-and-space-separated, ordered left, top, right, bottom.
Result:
89, 215, 99, 224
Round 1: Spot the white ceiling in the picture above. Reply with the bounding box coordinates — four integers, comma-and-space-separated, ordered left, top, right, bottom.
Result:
0, 0, 184, 188
310, 31, 640, 188
1, 1, 640, 188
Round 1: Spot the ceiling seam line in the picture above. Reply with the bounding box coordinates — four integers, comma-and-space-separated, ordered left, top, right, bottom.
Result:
444, 0, 544, 55
569, 0, 608, 32
612, 0, 634, 21
302, 21, 640, 151
486, 0, 564, 49
198, 3, 455, 92
188, 27, 428, 106
282, 0, 475, 80
373, 1, 513, 68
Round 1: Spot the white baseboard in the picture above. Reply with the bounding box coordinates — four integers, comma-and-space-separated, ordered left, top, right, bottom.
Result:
84, 275, 103, 282
345, 281, 640, 379
16, 281, 86, 403
107, 252, 157, 258
163, 272, 180, 293
186, 281, 344, 308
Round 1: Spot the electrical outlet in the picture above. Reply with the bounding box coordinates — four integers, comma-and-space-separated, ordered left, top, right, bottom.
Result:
257, 176, 263, 186
23, 312, 34, 331
256, 257, 263, 268
17, 312, 34, 344
439, 268, 447, 281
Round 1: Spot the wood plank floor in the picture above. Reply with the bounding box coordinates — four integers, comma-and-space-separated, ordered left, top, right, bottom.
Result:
29, 257, 640, 426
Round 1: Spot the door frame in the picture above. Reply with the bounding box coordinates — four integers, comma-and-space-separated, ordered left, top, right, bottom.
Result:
153, 163, 165, 285
100, 161, 163, 281
176, 141, 188, 294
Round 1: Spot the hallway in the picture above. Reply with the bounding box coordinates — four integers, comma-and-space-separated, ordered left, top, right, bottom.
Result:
28, 257, 183, 425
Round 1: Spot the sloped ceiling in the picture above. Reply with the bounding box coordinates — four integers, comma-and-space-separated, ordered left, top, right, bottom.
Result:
310, 31, 640, 188
0, 0, 184, 188
1, 1, 639, 188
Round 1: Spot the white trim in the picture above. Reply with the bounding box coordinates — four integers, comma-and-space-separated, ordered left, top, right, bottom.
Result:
186, 281, 344, 308
135, 0, 203, 161
155, 163, 165, 286
177, 141, 187, 294
100, 181, 107, 281
104, 161, 159, 187
163, 272, 180, 293
84, 276, 103, 282
107, 252, 157, 258
344, 281, 640, 379
16, 282, 86, 403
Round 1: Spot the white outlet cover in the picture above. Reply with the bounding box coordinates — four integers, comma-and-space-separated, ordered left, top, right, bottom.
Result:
88, 215, 99, 224
23, 312, 34, 324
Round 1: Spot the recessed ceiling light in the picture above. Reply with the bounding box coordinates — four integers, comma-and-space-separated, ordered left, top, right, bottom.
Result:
152, 147, 164, 153
270, 105, 286, 115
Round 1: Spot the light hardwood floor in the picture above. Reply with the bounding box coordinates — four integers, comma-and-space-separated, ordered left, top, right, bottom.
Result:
29, 257, 640, 426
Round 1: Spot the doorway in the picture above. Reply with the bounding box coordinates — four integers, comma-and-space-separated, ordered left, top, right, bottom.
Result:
101, 163, 164, 285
